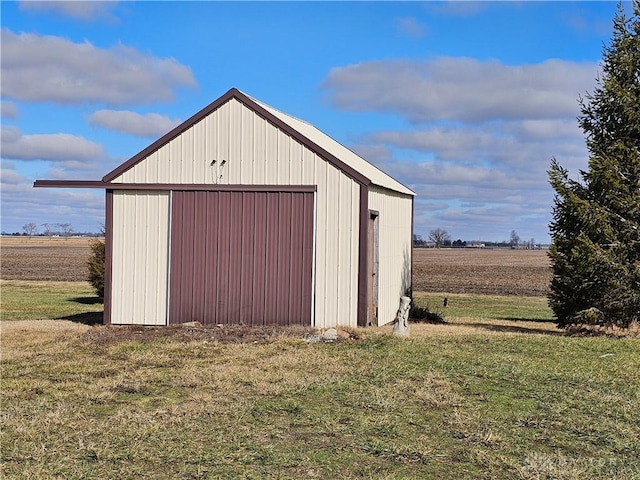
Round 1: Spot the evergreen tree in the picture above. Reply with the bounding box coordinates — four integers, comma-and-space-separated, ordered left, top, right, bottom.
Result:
548, 2, 640, 329
87, 238, 105, 299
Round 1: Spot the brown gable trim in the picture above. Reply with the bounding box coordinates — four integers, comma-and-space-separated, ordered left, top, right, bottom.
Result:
357, 183, 369, 327
102, 88, 238, 182
35, 180, 316, 193
410, 196, 414, 299
34, 180, 110, 188
160, 184, 317, 193
101, 88, 371, 187
103, 190, 113, 325
231, 90, 370, 186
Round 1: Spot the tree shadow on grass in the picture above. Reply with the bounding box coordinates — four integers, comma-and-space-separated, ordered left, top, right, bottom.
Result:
56, 296, 104, 325
57, 311, 104, 326
460, 321, 563, 336
498, 317, 555, 323
69, 296, 103, 305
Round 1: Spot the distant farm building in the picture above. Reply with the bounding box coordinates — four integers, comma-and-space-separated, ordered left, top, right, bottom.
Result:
36, 88, 415, 328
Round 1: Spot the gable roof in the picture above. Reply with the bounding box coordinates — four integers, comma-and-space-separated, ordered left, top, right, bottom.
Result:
103, 88, 414, 196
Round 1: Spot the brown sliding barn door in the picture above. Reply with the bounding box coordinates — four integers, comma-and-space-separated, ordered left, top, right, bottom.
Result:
169, 191, 314, 326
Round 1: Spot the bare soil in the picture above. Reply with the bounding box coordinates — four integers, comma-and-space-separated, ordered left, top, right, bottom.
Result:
0, 237, 97, 282
413, 248, 551, 297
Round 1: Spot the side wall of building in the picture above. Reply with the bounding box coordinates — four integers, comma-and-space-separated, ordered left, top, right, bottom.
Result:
368, 186, 413, 326
110, 190, 170, 325
110, 99, 360, 328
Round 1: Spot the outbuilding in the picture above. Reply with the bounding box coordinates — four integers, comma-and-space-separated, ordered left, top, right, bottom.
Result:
36, 88, 415, 329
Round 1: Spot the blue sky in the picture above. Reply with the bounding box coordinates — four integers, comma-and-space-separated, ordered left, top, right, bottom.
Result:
0, 1, 627, 242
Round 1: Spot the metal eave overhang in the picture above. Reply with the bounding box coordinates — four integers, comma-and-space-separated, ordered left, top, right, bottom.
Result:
34, 180, 110, 189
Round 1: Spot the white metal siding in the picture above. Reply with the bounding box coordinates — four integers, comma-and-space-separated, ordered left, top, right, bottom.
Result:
111, 191, 170, 325
250, 94, 414, 196
111, 99, 360, 328
369, 186, 413, 326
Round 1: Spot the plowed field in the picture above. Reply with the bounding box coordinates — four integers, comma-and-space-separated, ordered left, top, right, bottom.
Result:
413, 248, 551, 297
1, 237, 96, 282
1, 237, 552, 296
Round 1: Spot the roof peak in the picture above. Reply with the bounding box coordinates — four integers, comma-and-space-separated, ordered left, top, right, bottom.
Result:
100, 87, 414, 196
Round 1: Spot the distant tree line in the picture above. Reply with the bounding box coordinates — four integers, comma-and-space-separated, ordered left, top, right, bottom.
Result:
1, 223, 103, 238
413, 229, 542, 249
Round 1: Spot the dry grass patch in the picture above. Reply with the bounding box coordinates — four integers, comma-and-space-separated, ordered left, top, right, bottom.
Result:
405, 319, 561, 338
2, 321, 638, 479
0, 320, 90, 361
83, 323, 318, 346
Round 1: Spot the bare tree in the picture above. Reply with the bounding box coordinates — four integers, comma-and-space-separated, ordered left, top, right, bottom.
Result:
429, 228, 451, 248
22, 223, 38, 239
56, 223, 74, 239
510, 230, 520, 248
41, 223, 53, 238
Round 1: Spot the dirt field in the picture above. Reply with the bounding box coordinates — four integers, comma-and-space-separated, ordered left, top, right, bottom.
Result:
0, 236, 98, 282
1, 237, 552, 296
413, 248, 551, 297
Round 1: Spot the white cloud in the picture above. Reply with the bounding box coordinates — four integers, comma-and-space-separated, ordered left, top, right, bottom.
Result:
565, 11, 613, 37
386, 159, 541, 192
433, 204, 551, 241
426, 1, 489, 17
0, 163, 27, 185
350, 144, 393, 164
378, 120, 584, 165
0, 162, 105, 233
19, 1, 120, 22
323, 57, 599, 123
87, 110, 182, 138
1, 126, 21, 144
503, 119, 582, 141
395, 17, 427, 38
1, 29, 197, 106
360, 119, 585, 178
322, 55, 597, 241
368, 127, 495, 161
411, 191, 552, 243
1, 126, 105, 162
352, 121, 586, 241
1, 181, 105, 233
1, 101, 18, 119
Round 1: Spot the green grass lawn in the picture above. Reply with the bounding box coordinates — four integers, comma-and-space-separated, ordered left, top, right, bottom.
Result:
0, 280, 103, 322
2, 326, 638, 480
414, 292, 554, 322
1, 282, 552, 324
1, 282, 638, 479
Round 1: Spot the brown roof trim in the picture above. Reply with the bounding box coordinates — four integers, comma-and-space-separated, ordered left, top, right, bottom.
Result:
34, 180, 316, 193
357, 183, 369, 327
104, 190, 113, 325
232, 90, 370, 186
410, 196, 414, 298
102, 89, 238, 182
151, 184, 317, 193
101, 88, 370, 186
34, 180, 110, 188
